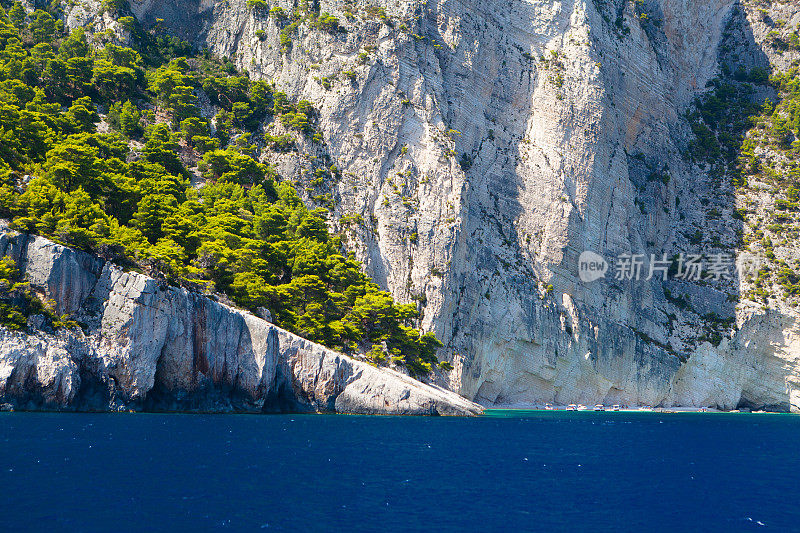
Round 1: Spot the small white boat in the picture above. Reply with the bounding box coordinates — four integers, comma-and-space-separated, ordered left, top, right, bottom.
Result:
593, 404, 605, 411
566, 404, 578, 411
577, 404, 587, 411
545, 403, 554, 411
639, 406, 653, 411
611, 405, 621, 411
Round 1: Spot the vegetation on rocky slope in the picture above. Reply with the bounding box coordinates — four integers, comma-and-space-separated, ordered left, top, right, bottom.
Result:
687, 6, 800, 308
0, 1, 443, 375
737, 66, 800, 303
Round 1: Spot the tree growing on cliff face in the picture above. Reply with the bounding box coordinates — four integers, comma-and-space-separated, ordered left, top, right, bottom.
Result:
108, 100, 143, 138
8, 3, 25, 30
29, 9, 57, 44
100, 0, 127, 15
312, 12, 339, 32
245, 0, 269, 12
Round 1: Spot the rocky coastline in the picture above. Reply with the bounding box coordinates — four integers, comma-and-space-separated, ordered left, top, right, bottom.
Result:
0, 229, 482, 416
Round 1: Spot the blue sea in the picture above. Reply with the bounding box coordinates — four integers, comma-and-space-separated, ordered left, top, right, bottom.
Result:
1, 410, 798, 532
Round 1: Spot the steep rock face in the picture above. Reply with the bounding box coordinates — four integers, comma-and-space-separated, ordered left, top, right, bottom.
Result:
65, 0, 800, 410
0, 230, 482, 415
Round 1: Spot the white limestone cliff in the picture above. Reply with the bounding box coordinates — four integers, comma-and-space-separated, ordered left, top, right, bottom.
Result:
54, 0, 800, 411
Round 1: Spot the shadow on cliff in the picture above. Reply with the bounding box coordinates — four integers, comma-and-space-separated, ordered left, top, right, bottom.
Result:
409, 0, 579, 405
670, 3, 788, 411
131, 0, 212, 44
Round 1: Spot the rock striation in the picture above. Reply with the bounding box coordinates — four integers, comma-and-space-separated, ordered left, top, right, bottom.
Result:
54, 0, 800, 411
0, 230, 482, 416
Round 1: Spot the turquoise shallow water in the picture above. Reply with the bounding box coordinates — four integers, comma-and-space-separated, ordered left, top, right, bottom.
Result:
1, 410, 798, 532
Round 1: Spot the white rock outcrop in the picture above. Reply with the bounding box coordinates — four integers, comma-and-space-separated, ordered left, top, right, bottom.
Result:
0, 231, 482, 416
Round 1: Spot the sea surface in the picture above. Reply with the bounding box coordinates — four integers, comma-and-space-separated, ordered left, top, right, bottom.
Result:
1, 410, 798, 532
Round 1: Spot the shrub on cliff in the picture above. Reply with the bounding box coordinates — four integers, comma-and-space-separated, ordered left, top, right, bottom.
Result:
245, 0, 269, 12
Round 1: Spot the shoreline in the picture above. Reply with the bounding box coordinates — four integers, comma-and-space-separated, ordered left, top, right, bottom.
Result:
484, 405, 789, 414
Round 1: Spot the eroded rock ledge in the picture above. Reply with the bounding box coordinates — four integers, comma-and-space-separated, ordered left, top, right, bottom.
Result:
0, 230, 482, 416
